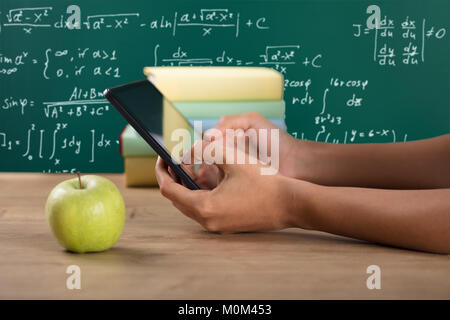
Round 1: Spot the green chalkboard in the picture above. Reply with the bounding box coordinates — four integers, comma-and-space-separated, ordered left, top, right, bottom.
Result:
1, 0, 449, 173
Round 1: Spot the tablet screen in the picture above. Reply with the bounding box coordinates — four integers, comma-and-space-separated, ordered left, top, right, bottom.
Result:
108, 79, 201, 181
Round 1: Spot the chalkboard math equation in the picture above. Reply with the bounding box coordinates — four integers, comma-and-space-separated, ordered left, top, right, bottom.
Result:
1, 1, 449, 173
353, 15, 446, 66
0, 6, 268, 37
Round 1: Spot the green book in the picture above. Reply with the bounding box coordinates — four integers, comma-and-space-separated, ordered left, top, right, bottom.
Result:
172, 100, 285, 118
120, 99, 286, 156
120, 125, 156, 157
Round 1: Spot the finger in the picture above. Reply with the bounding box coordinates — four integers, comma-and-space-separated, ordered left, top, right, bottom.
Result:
179, 143, 222, 189
195, 164, 222, 189
209, 115, 278, 160
213, 112, 276, 134
180, 139, 256, 177
205, 140, 254, 176
168, 166, 181, 184
181, 135, 243, 166
181, 140, 226, 167
155, 157, 207, 214
179, 163, 196, 188
214, 113, 254, 132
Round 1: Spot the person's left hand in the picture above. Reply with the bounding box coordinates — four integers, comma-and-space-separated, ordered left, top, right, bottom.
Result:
155, 141, 297, 233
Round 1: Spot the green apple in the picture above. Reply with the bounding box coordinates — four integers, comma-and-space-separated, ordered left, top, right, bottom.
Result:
45, 174, 125, 253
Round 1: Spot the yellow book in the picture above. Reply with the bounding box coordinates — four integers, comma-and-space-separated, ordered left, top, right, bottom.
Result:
143, 66, 283, 101
124, 156, 158, 187
163, 98, 201, 160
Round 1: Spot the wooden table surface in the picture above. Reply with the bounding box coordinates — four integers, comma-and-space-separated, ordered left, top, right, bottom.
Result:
0, 173, 448, 299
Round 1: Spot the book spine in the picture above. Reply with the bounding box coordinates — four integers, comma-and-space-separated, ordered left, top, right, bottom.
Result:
172, 100, 285, 118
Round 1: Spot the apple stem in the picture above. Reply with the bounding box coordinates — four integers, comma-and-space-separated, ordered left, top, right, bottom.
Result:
77, 171, 82, 189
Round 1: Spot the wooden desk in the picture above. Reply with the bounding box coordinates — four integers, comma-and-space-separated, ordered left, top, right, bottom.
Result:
0, 173, 448, 299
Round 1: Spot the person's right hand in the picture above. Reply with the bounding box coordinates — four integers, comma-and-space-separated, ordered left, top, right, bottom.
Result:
209, 112, 301, 179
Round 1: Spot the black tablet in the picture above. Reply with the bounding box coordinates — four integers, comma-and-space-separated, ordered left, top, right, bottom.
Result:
104, 79, 200, 190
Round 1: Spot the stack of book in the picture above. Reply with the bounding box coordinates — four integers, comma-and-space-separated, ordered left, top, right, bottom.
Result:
145, 66, 286, 132
120, 125, 158, 187
120, 66, 285, 187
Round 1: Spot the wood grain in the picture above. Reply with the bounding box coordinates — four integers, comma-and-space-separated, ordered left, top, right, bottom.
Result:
0, 173, 448, 299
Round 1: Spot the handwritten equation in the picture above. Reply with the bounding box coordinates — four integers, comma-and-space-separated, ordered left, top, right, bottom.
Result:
153, 44, 321, 74
1, 122, 117, 172
0, 6, 268, 37
0, 48, 120, 78
353, 15, 447, 66
1, 2, 448, 172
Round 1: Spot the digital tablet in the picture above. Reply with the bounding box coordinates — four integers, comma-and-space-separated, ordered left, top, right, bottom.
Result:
104, 79, 201, 190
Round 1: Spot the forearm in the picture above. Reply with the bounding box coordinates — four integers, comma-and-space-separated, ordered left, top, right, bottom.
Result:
294, 134, 450, 189
285, 179, 450, 254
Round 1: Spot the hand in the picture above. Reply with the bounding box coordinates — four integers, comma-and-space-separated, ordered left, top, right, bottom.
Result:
168, 162, 222, 190
211, 112, 302, 179
155, 141, 301, 233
